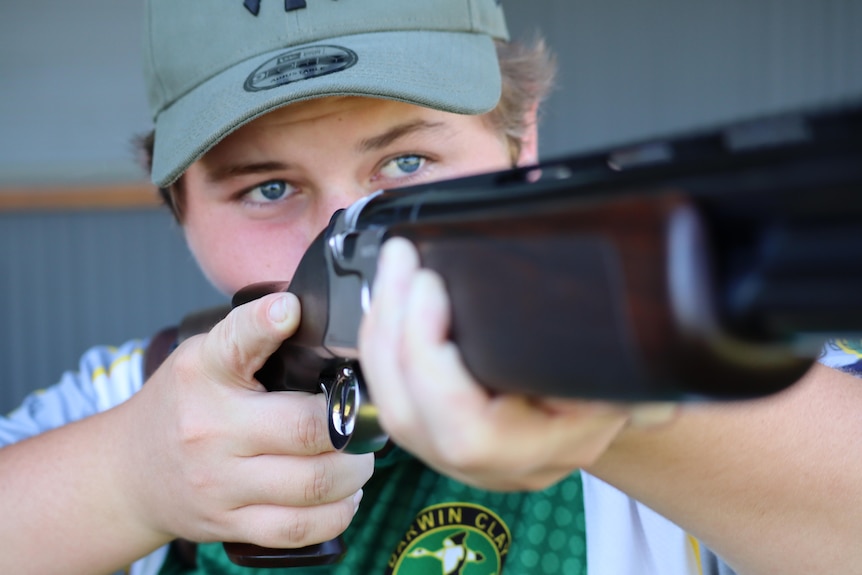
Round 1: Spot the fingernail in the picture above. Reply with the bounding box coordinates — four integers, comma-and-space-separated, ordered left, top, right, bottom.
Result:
378, 238, 415, 272
629, 403, 678, 428
377, 239, 401, 275
268, 294, 291, 325
353, 489, 364, 513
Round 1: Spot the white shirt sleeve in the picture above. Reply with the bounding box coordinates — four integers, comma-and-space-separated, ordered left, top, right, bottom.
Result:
0, 339, 147, 446
819, 338, 862, 376
582, 471, 704, 575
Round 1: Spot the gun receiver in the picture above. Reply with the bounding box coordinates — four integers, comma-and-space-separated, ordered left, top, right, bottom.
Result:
170, 100, 862, 567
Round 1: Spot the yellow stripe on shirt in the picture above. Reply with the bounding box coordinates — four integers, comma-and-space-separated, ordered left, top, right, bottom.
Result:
688, 534, 704, 575
90, 347, 144, 382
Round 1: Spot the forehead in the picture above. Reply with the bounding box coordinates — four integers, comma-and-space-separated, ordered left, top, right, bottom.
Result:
202, 95, 496, 158
235, 95, 470, 134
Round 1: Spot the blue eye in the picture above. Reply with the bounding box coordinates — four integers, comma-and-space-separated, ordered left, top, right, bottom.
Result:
395, 156, 422, 173
245, 180, 294, 203
380, 155, 425, 179
260, 180, 286, 199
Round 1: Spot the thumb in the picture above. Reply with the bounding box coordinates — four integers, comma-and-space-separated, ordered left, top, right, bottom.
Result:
199, 291, 301, 390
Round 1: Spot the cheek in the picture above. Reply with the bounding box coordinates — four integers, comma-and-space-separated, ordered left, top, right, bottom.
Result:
184, 217, 309, 296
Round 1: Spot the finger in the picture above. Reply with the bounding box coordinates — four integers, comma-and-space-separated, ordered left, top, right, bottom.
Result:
627, 402, 679, 428
481, 395, 629, 471
199, 292, 300, 390
397, 268, 493, 436
232, 392, 335, 456
399, 273, 629, 470
399, 395, 619, 491
231, 451, 374, 508
222, 490, 364, 549
359, 237, 421, 431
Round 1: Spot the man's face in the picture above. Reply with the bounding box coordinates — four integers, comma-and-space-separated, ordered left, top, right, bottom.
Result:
182, 96, 515, 295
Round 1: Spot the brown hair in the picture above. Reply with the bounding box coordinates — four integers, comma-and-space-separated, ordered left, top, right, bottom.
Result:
486, 36, 557, 165
134, 130, 177, 216
137, 37, 556, 222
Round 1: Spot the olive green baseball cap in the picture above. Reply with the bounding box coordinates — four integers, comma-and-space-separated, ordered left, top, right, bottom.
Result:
143, 0, 510, 187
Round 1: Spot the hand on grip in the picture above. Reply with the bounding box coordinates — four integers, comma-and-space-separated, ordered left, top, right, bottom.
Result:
122, 293, 372, 557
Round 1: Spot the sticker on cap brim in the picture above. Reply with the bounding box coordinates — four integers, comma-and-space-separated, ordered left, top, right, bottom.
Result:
244, 45, 357, 92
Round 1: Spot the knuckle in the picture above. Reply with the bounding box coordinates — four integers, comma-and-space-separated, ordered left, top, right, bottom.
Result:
181, 468, 224, 526
245, 517, 309, 550
304, 458, 334, 503
172, 402, 213, 451
293, 399, 328, 452
212, 312, 248, 371
283, 514, 313, 546
169, 337, 204, 382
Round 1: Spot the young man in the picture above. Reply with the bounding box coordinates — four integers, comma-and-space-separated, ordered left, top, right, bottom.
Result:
3, 1, 862, 574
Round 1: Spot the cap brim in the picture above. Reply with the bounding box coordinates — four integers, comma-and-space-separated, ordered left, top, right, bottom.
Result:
151, 30, 501, 187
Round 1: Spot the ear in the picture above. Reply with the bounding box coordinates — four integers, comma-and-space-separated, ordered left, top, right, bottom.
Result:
515, 102, 540, 167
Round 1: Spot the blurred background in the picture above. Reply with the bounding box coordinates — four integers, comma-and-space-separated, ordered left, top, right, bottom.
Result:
1, 0, 861, 413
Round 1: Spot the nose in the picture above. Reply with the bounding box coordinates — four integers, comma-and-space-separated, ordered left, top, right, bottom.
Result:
313, 182, 375, 224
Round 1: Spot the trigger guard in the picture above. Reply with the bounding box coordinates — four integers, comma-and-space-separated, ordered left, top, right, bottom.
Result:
325, 363, 389, 454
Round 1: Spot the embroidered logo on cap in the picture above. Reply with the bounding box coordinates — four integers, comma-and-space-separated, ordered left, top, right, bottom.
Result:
244, 45, 358, 91
244, 0, 307, 15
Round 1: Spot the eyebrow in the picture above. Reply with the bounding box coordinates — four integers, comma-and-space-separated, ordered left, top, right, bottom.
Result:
203, 120, 447, 183
357, 120, 447, 153
204, 160, 290, 184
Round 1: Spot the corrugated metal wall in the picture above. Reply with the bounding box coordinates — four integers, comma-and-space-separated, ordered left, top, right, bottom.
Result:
1, 0, 861, 413
0, 208, 226, 412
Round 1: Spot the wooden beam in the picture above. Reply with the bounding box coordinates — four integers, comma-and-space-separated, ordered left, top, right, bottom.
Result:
0, 182, 163, 212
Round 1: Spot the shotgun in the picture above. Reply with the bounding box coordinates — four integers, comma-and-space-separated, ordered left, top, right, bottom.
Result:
234, 99, 862, 452
156, 99, 862, 566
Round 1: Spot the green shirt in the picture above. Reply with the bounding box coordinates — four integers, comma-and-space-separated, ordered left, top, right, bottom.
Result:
159, 449, 587, 575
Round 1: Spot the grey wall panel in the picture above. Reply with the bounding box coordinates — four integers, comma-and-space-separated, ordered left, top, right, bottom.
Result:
0, 1, 860, 414
0, 209, 226, 413
0, 0, 151, 184
504, 0, 862, 158
3, 1, 861, 185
